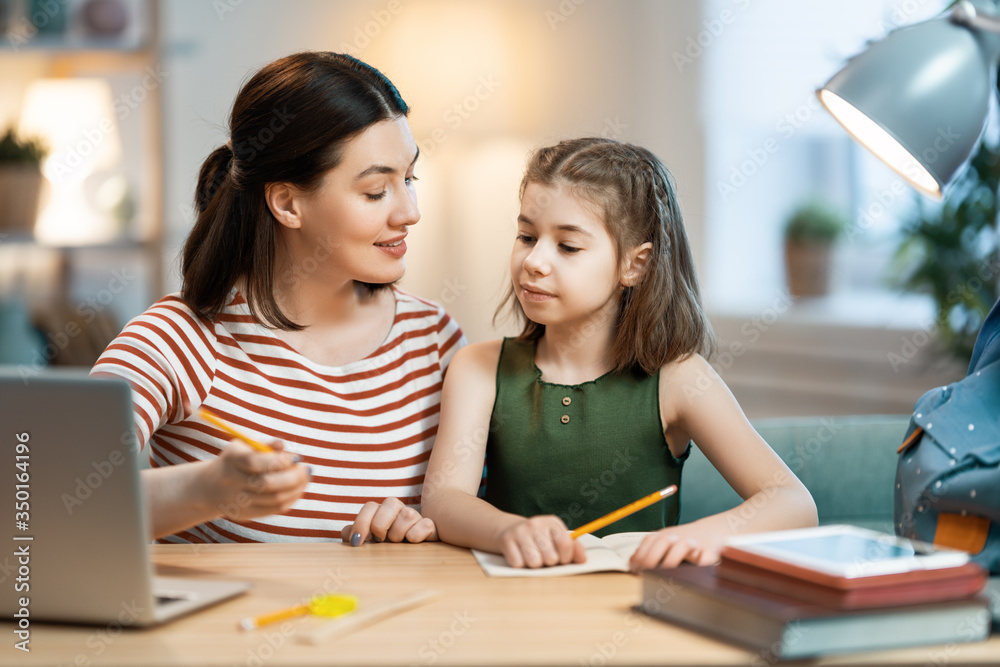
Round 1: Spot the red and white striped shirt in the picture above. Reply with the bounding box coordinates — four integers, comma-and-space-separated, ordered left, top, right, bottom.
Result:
91, 288, 465, 543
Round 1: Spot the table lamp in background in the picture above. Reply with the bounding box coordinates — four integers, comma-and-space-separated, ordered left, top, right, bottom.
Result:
17, 77, 123, 245
818, 0, 1000, 199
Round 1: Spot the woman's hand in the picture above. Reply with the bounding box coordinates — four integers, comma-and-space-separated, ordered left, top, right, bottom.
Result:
629, 521, 724, 571
496, 516, 587, 568
342, 497, 438, 546
201, 439, 310, 523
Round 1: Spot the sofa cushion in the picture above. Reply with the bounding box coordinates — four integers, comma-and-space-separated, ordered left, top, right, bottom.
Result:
678, 415, 911, 532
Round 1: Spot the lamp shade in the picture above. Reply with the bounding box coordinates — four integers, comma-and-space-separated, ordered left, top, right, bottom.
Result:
18, 78, 122, 184
16, 78, 124, 244
818, 17, 1000, 199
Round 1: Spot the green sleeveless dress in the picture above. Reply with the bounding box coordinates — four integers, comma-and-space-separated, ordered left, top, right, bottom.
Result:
483, 338, 687, 537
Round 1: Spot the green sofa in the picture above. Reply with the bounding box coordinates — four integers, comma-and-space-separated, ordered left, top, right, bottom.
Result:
678, 415, 912, 533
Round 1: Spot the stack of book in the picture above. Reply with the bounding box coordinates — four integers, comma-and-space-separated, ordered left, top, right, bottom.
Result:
637, 525, 992, 660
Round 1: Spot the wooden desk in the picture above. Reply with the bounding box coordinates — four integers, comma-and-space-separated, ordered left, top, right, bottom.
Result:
6, 542, 999, 666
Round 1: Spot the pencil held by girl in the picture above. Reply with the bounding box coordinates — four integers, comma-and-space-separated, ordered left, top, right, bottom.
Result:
422, 137, 817, 570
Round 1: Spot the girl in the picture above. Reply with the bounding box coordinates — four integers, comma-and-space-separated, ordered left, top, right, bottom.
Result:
91, 52, 464, 546
422, 138, 816, 569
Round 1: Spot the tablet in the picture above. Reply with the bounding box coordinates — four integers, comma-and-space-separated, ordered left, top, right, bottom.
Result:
722, 525, 970, 581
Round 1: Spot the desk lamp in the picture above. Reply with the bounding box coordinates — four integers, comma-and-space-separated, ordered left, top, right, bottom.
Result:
818, 0, 1000, 199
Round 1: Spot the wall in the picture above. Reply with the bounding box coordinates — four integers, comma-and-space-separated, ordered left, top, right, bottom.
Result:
158, 0, 705, 344
154, 0, 964, 420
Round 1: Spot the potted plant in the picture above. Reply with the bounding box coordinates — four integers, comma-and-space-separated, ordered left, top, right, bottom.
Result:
892, 138, 1000, 364
0, 127, 47, 237
783, 200, 846, 298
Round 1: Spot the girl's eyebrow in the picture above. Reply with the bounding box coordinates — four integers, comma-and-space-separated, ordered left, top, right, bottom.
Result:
354, 148, 420, 180
517, 214, 593, 238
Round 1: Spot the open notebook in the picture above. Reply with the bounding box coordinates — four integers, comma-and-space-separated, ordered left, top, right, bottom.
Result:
472, 532, 647, 577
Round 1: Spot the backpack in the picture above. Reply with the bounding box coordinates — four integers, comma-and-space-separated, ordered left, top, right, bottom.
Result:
894, 298, 1000, 573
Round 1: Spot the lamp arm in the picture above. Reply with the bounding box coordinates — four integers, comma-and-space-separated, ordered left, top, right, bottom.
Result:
952, 1, 1000, 34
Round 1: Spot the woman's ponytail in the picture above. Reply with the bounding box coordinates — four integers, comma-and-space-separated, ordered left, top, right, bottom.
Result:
194, 144, 235, 215
181, 144, 251, 324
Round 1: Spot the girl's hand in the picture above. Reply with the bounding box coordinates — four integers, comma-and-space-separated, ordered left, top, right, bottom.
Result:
629, 522, 724, 571
342, 498, 438, 546
203, 439, 310, 522
497, 516, 587, 568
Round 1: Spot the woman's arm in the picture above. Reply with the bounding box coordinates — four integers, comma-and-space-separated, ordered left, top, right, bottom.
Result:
631, 354, 818, 570
143, 440, 308, 540
421, 341, 585, 568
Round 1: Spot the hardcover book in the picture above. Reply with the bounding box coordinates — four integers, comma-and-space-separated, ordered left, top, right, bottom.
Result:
638, 565, 991, 660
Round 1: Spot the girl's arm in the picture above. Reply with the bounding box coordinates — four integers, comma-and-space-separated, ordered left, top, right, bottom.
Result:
630, 354, 818, 570
422, 341, 586, 568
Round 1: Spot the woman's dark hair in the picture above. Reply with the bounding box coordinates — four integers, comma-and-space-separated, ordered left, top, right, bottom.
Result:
497, 137, 716, 374
182, 51, 409, 329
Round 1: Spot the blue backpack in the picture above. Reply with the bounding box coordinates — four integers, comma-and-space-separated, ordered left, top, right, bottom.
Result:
895, 298, 1000, 573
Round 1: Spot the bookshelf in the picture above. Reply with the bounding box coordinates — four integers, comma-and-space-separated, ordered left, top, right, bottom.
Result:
0, 0, 162, 367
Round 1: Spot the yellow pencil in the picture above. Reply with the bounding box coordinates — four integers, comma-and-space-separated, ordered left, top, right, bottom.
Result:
197, 406, 274, 453
239, 594, 358, 631
239, 602, 311, 631
569, 485, 678, 539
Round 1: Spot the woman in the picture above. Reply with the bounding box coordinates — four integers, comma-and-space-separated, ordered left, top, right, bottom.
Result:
92, 52, 464, 546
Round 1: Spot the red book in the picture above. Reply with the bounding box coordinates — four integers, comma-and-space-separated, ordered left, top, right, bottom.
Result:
716, 557, 987, 609
719, 525, 973, 588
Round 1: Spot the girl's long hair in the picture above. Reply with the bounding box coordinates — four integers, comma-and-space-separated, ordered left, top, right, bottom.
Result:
497, 137, 715, 374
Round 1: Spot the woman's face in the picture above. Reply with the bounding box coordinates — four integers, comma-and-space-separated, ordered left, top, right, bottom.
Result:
281, 115, 420, 287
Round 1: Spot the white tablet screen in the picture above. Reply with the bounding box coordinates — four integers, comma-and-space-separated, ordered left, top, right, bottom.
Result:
762, 534, 926, 563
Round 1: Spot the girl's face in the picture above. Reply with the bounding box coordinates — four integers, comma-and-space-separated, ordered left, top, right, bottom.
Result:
512, 182, 623, 330
279, 115, 420, 286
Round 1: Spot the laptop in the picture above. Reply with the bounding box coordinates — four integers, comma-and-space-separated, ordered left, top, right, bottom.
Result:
0, 369, 250, 626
